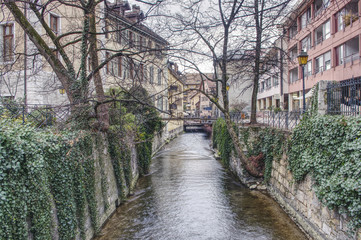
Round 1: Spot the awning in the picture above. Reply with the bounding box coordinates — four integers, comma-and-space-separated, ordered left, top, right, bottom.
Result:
293, 88, 314, 100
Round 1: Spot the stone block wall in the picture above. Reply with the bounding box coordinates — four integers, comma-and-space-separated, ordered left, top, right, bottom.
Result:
269, 155, 360, 240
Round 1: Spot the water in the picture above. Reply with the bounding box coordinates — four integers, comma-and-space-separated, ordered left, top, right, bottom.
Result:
95, 133, 307, 240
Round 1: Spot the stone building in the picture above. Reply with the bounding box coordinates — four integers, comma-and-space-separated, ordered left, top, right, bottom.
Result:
0, 1, 169, 116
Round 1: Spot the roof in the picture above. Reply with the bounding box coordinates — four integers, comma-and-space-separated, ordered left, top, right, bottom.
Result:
105, 1, 168, 45
184, 73, 213, 85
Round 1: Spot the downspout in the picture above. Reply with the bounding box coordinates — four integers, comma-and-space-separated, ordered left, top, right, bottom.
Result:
23, 1, 27, 124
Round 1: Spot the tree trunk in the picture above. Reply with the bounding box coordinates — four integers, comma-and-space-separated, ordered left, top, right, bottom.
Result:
89, 8, 110, 131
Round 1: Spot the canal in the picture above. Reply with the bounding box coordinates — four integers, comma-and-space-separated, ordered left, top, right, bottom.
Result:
95, 133, 307, 240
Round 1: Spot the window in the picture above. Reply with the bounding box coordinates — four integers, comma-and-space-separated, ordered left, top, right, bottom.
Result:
157, 69, 162, 85
157, 97, 163, 110
139, 63, 144, 81
272, 74, 279, 87
106, 52, 122, 77
289, 45, 298, 60
50, 14, 59, 34
149, 66, 154, 84
129, 31, 134, 48
155, 44, 162, 57
304, 60, 312, 77
335, 0, 359, 32
289, 23, 297, 39
315, 19, 330, 45
300, 8, 311, 29
301, 34, 311, 52
315, 51, 331, 74
265, 78, 271, 90
129, 59, 134, 79
122, 58, 129, 78
336, 36, 359, 65
289, 67, 298, 83
139, 36, 143, 50
116, 26, 122, 44
104, 20, 109, 39
148, 40, 153, 55
2, 24, 14, 62
314, 0, 330, 17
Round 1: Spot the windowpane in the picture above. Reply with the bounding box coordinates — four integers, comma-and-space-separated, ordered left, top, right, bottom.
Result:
50, 14, 58, 34
3, 24, 14, 62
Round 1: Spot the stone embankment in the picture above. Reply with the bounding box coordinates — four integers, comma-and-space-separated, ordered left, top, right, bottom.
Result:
220, 128, 361, 240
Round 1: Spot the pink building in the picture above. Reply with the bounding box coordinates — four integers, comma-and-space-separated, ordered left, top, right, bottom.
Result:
285, 0, 361, 111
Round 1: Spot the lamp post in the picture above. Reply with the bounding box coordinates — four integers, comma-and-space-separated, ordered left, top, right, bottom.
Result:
297, 50, 308, 113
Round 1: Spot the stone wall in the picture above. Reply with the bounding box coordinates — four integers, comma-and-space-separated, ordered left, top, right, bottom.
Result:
223, 126, 361, 240
269, 155, 360, 240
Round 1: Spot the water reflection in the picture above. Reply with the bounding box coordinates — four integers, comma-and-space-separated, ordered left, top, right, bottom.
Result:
95, 133, 306, 240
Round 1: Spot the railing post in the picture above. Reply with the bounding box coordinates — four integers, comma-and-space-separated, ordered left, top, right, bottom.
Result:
286, 112, 289, 129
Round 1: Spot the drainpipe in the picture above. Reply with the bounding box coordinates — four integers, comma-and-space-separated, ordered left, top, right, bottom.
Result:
24, 1, 27, 106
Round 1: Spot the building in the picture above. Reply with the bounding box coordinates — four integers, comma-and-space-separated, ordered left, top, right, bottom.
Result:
0, 1, 169, 117
215, 55, 254, 117
167, 61, 185, 137
257, 37, 289, 111
284, 0, 361, 111
184, 73, 215, 117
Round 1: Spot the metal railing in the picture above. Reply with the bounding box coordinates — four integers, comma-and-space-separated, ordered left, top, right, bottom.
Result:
231, 111, 302, 130
327, 77, 361, 116
0, 102, 71, 128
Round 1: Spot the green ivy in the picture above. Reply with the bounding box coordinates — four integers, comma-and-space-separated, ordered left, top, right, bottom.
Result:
288, 115, 361, 232
238, 127, 285, 182
212, 118, 234, 166
0, 121, 100, 239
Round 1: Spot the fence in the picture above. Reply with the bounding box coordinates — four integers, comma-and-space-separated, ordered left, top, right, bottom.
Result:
231, 111, 302, 130
0, 102, 71, 128
327, 77, 361, 116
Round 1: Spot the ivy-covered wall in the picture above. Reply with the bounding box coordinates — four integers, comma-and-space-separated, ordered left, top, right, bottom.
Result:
212, 114, 360, 239
287, 115, 361, 237
0, 117, 159, 240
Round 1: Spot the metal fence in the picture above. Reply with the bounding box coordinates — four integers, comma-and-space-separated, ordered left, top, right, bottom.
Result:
327, 77, 361, 116
231, 111, 302, 130
0, 102, 71, 128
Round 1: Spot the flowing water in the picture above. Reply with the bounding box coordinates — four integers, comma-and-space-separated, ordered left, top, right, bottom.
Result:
95, 133, 307, 240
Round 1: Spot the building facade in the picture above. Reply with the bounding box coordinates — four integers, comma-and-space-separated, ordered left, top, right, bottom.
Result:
257, 37, 289, 111
284, 0, 361, 111
0, 1, 169, 117
167, 61, 185, 136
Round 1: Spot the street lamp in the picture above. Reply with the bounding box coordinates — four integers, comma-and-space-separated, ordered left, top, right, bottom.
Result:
297, 50, 308, 113
58, 85, 65, 95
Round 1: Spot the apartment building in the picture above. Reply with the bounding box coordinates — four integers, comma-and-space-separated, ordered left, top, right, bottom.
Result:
284, 0, 361, 111
167, 61, 185, 136
0, 1, 169, 115
257, 37, 289, 111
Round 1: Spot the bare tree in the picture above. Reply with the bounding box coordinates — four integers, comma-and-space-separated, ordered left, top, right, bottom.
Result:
151, 0, 291, 176
1, 0, 169, 131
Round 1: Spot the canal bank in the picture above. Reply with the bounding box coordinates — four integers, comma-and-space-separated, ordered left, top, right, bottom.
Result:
212, 120, 361, 240
94, 132, 307, 239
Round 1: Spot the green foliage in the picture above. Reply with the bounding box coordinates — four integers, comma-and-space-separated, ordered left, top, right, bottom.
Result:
0, 120, 99, 240
288, 115, 361, 231
238, 127, 285, 182
107, 87, 163, 176
212, 118, 234, 166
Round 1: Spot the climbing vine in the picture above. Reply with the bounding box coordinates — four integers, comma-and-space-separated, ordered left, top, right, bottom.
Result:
212, 118, 234, 166
0, 120, 101, 240
238, 127, 286, 182
288, 115, 361, 232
